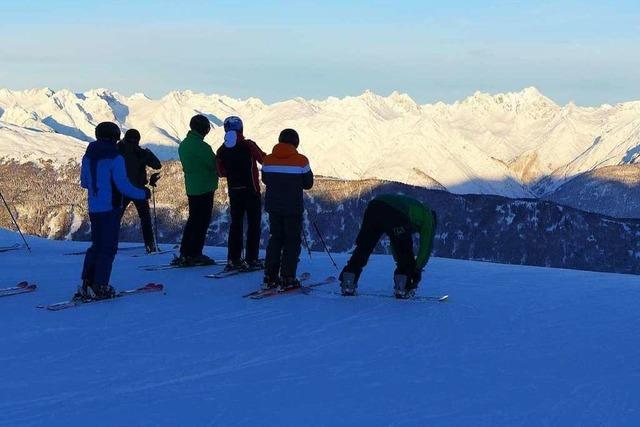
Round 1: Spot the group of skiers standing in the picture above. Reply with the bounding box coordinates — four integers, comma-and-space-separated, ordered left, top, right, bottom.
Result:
76, 115, 437, 302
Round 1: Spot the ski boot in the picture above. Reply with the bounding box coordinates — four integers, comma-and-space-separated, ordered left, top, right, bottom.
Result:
246, 259, 265, 271
72, 281, 115, 301
262, 275, 280, 290
224, 259, 249, 272
72, 279, 95, 302
145, 243, 157, 254
394, 274, 415, 299
278, 277, 301, 292
191, 254, 216, 266
340, 272, 358, 296
93, 284, 117, 300
170, 254, 188, 266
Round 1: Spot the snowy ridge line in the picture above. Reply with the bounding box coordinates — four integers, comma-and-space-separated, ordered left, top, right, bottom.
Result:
2, 86, 640, 197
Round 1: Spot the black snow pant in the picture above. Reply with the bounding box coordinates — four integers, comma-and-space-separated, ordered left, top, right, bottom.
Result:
180, 191, 214, 258
342, 200, 416, 287
81, 209, 121, 286
121, 198, 154, 249
264, 213, 302, 279
227, 189, 262, 263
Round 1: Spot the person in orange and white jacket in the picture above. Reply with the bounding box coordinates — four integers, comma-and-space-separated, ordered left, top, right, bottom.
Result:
261, 128, 313, 290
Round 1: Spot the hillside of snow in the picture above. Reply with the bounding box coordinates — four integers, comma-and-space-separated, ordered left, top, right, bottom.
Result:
0, 122, 85, 164
2, 87, 639, 197
1, 229, 639, 426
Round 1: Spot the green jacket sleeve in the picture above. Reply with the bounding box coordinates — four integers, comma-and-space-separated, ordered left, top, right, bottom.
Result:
415, 211, 436, 269
201, 143, 218, 187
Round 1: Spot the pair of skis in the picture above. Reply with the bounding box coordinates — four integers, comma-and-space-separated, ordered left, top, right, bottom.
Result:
204, 265, 264, 279
0, 243, 24, 253
141, 259, 226, 271
242, 273, 338, 300
63, 245, 148, 256
313, 288, 449, 302
242, 273, 448, 302
129, 249, 174, 258
0, 281, 37, 298
36, 283, 164, 311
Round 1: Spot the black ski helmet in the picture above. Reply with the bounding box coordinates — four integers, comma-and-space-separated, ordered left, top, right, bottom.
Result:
224, 116, 243, 132
189, 114, 211, 137
278, 128, 299, 147
123, 129, 141, 145
95, 122, 121, 142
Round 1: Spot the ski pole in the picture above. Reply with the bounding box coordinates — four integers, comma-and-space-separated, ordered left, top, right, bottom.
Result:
151, 186, 161, 252
0, 189, 31, 253
149, 173, 161, 252
301, 226, 312, 259
312, 220, 338, 272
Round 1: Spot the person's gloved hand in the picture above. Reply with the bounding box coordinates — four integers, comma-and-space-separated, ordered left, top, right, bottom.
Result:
149, 172, 161, 188
144, 188, 152, 200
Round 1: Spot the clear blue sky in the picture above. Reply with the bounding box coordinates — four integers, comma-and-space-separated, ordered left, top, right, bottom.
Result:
1, 0, 639, 105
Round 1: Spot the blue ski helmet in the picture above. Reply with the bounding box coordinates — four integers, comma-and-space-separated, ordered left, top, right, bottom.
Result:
223, 116, 243, 132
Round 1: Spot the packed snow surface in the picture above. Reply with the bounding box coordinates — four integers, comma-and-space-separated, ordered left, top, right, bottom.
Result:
1, 230, 639, 426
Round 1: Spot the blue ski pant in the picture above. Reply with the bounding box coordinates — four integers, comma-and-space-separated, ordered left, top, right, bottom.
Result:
81, 209, 121, 286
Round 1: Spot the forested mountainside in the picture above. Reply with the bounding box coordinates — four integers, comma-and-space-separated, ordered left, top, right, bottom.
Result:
1, 161, 637, 274
545, 165, 640, 219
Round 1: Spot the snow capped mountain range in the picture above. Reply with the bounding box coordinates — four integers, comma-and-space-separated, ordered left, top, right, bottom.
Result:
1, 86, 639, 197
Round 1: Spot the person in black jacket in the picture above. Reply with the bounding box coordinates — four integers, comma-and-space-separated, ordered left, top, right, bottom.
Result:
217, 116, 267, 271
261, 128, 313, 290
118, 129, 162, 253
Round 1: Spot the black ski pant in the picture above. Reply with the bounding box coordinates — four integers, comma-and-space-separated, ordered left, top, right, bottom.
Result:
228, 189, 262, 263
81, 209, 121, 286
180, 191, 214, 258
342, 200, 416, 286
264, 213, 302, 279
121, 198, 154, 249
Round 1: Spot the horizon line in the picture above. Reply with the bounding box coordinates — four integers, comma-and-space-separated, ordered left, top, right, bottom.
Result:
2, 86, 638, 110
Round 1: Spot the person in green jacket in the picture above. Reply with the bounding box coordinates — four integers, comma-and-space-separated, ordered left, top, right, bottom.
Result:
340, 194, 437, 299
172, 114, 219, 266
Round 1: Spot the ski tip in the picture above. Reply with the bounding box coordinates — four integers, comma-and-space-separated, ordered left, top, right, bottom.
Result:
439, 295, 449, 301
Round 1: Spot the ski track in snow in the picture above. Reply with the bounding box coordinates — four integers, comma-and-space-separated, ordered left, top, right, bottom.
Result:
1, 232, 640, 426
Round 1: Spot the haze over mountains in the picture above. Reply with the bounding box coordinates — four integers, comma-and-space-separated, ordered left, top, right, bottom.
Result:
1, 86, 639, 199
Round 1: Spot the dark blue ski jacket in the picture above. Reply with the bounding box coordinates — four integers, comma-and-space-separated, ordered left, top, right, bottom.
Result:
81, 138, 147, 213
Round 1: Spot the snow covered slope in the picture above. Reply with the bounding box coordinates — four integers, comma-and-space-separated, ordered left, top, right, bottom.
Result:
0, 121, 85, 164
3, 86, 639, 197
1, 230, 639, 426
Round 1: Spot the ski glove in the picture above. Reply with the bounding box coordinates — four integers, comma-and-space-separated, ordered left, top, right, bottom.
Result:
149, 172, 161, 188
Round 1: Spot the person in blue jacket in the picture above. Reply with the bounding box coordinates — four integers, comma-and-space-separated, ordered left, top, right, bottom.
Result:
75, 122, 150, 301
